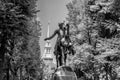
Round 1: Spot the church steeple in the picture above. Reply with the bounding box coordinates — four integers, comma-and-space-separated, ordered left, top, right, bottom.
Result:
44, 22, 51, 50
42, 22, 56, 72
43, 22, 53, 62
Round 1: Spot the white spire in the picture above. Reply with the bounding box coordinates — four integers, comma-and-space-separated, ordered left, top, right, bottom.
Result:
47, 21, 50, 38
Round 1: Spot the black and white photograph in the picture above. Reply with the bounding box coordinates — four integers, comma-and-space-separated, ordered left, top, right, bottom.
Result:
0, 0, 120, 80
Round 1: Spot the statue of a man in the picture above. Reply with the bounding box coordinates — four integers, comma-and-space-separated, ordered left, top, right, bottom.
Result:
44, 22, 66, 67
66, 24, 75, 55
62, 24, 75, 64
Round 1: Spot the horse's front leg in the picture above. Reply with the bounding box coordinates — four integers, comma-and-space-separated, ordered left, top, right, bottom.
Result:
56, 55, 59, 67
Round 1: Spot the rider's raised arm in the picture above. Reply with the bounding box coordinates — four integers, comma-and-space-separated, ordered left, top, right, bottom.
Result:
44, 30, 59, 41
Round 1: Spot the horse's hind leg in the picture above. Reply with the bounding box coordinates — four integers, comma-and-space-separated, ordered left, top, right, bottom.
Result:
64, 53, 67, 65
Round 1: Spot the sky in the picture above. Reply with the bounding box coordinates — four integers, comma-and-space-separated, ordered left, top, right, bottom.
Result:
37, 0, 70, 56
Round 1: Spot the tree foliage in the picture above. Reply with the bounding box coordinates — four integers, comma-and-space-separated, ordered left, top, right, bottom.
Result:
67, 0, 120, 80
0, 0, 43, 80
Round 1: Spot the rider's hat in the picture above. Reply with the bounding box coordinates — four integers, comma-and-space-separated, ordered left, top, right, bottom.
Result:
58, 23, 64, 29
